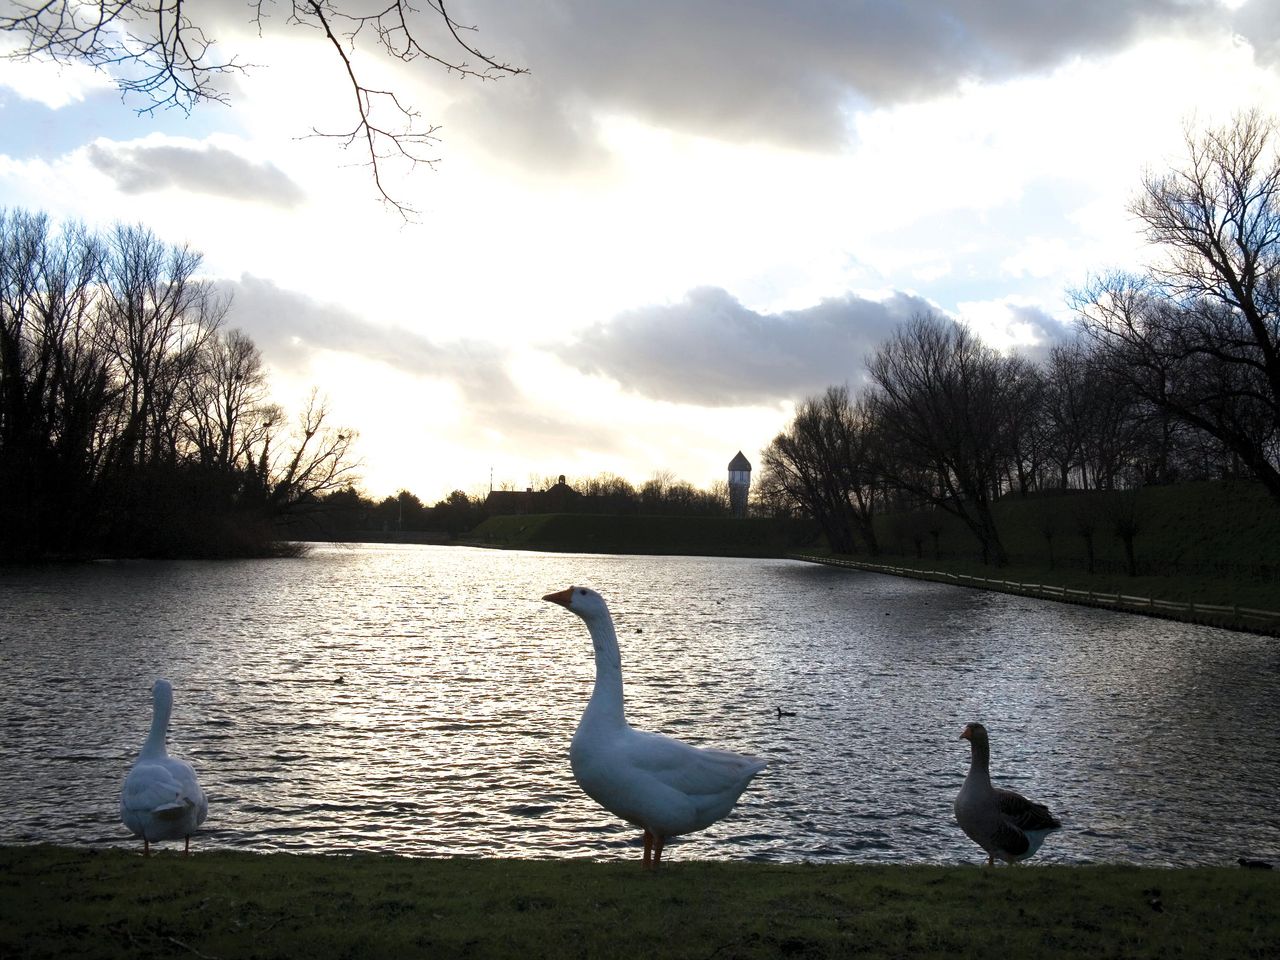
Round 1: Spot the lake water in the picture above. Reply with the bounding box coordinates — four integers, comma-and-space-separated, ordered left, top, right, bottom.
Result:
1, 543, 1277, 865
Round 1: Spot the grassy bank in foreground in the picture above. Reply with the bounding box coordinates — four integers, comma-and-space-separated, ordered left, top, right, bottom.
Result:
3, 847, 1277, 960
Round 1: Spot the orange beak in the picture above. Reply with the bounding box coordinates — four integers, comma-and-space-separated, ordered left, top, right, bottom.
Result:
543, 588, 574, 608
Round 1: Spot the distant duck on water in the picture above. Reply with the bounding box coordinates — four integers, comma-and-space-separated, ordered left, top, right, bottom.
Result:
775, 706, 796, 718
120, 679, 208, 856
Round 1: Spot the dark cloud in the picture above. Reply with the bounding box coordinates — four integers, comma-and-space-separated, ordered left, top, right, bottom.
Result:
1233, 0, 1280, 67
54, 1, 1244, 172
457, 0, 1226, 165
564, 286, 937, 406
87, 141, 304, 206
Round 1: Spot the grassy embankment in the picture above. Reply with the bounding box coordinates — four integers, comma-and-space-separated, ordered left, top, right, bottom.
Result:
466, 482, 1280, 631
826, 480, 1280, 633
3, 846, 1277, 960
465, 513, 801, 557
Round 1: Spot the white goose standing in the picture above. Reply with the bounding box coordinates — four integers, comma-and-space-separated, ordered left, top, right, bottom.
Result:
120, 678, 208, 856
544, 586, 767, 868
954, 722, 1061, 866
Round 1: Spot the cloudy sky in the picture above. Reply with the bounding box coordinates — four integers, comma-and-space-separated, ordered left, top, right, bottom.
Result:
2, 0, 1279, 501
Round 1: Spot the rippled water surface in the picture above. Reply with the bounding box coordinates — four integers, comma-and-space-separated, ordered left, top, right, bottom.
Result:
2, 544, 1278, 865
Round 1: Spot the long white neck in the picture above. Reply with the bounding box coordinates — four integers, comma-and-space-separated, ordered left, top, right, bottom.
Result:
142, 684, 173, 759
580, 608, 627, 729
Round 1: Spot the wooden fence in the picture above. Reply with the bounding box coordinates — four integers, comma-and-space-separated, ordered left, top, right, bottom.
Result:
788, 553, 1280, 634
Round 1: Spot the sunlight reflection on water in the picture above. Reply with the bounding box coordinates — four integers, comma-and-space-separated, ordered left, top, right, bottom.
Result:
1, 543, 1277, 865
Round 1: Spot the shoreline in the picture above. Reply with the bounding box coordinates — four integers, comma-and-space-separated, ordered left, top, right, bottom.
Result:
790, 552, 1280, 637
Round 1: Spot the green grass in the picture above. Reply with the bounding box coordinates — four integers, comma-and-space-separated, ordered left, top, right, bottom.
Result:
847, 480, 1280, 629
466, 513, 801, 557
876, 480, 1280, 578
3, 847, 1277, 960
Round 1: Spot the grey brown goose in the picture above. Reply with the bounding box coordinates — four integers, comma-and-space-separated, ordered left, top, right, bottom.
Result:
954, 722, 1061, 866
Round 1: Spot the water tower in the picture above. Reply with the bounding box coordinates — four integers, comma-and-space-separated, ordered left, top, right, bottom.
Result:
727, 451, 751, 518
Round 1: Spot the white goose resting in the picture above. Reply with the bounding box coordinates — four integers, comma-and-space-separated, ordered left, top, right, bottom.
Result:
544, 586, 767, 868
954, 722, 1061, 866
120, 678, 208, 856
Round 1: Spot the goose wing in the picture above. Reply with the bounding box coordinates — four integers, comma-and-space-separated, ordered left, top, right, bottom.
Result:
995, 788, 1061, 832
622, 729, 766, 795
122, 758, 206, 821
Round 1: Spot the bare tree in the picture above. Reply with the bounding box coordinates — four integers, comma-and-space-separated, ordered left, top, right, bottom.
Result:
1000, 354, 1046, 495
1077, 346, 1149, 490
577, 472, 636, 500
181, 328, 272, 473
1, 206, 364, 556
759, 385, 880, 555
1042, 341, 1092, 489
1105, 488, 1144, 577
97, 223, 224, 471
257, 388, 360, 510
1075, 111, 1280, 504
0, 0, 525, 216
1072, 499, 1098, 574
640, 469, 676, 513
0, 209, 112, 555
866, 312, 1030, 565
707, 478, 731, 513
1034, 497, 1062, 569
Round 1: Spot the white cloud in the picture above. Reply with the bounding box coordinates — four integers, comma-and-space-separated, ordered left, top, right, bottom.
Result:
956, 297, 1074, 360
0, 45, 112, 108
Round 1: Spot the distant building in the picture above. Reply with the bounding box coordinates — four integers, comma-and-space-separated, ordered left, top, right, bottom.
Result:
483, 474, 580, 515
728, 451, 751, 518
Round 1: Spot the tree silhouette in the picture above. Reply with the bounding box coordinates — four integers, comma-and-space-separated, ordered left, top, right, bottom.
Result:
760, 386, 880, 555
0, 208, 359, 559
1076, 111, 1280, 505
866, 312, 1027, 565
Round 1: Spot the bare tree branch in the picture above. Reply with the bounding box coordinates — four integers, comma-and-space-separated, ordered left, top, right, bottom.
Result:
1076, 112, 1280, 504
0, 0, 526, 217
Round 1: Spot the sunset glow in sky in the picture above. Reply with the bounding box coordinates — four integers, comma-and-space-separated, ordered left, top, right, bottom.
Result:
3, 1, 1280, 500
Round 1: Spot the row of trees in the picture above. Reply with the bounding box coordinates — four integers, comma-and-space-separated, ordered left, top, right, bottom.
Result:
304, 487, 488, 538
0, 208, 359, 560
759, 111, 1280, 568
527, 470, 735, 517
305, 468, 739, 539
